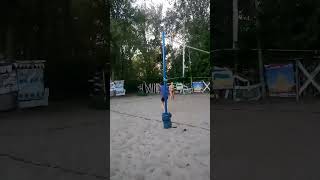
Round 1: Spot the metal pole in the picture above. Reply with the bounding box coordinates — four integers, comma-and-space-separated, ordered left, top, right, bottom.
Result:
255, 0, 266, 98
295, 59, 300, 102
189, 48, 192, 85
233, 0, 238, 49
102, 69, 106, 101
162, 32, 168, 113
233, 0, 239, 74
182, 16, 186, 78
183, 45, 185, 77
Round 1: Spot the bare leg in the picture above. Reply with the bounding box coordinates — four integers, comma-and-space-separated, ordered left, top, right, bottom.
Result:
161, 102, 164, 112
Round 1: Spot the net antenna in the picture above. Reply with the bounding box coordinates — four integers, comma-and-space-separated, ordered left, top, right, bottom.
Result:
169, 30, 209, 79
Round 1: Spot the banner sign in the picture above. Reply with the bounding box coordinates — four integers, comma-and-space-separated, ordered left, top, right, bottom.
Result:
110, 81, 114, 96
110, 81, 115, 90
138, 82, 160, 94
265, 64, 296, 97
192, 82, 204, 93
0, 66, 18, 94
113, 80, 126, 96
212, 67, 234, 89
17, 68, 45, 101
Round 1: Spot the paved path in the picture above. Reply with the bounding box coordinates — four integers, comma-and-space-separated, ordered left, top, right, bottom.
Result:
213, 101, 320, 180
0, 101, 108, 180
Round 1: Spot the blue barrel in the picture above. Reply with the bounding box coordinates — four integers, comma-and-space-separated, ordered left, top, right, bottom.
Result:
162, 112, 172, 129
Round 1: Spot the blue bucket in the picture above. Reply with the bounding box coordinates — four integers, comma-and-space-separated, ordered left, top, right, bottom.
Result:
162, 112, 172, 129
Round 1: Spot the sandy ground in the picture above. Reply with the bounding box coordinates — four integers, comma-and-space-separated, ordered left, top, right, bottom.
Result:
0, 100, 108, 180
110, 94, 210, 180
213, 100, 320, 180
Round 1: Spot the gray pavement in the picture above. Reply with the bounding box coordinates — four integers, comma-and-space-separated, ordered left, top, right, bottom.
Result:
213, 101, 320, 180
0, 100, 108, 180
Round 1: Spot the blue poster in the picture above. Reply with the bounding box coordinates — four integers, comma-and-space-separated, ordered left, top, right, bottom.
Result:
17, 69, 45, 101
114, 80, 125, 96
265, 64, 296, 97
212, 67, 234, 89
192, 82, 204, 93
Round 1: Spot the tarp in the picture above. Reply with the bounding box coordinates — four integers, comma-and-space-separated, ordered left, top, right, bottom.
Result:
265, 64, 296, 97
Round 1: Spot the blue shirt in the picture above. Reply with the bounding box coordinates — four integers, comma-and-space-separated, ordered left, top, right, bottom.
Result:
160, 85, 169, 97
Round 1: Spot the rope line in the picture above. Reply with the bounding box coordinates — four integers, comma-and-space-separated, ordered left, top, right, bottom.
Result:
111, 109, 210, 131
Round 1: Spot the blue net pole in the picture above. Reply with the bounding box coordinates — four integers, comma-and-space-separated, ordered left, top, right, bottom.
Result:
162, 32, 168, 114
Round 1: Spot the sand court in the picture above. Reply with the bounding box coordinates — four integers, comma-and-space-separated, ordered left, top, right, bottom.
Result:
110, 94, 210, 180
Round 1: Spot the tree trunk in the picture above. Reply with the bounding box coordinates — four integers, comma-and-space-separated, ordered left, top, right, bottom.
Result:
255, 0, 266, 98
0, 29, 4, 57
233, 0, 239, 72
5, 24, 14, 60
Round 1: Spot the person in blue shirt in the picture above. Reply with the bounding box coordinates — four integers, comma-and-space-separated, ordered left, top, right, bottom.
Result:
160, 83, 169, 112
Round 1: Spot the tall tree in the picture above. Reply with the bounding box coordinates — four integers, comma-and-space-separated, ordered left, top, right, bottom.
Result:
164, 0, 210, 79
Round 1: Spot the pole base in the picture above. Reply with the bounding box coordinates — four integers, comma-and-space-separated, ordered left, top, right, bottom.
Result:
162, 112, 172, 129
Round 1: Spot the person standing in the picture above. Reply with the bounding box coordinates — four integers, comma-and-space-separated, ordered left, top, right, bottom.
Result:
169, 82, 175, 100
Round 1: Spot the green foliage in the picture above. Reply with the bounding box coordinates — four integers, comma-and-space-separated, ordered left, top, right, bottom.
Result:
235, 0, 320, 49
214, 0, 320, 68
111, 0, 210, 89
164, 0, 210, 81
257, 0, 320, 49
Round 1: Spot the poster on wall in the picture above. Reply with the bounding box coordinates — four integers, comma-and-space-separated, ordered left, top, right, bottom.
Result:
113, 80, 126, 96
192, 82, 204, 93
212, 67, 234, 89
0, 65, 18, 94
17, 68, 45, 101
265, 64, 296, 97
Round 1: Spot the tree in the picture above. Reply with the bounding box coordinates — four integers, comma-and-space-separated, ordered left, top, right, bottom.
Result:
164, 0, 210, 80
111, 0, 164, 84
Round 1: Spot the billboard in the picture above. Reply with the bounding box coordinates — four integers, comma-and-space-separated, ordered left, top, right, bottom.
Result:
192, 82, 204, 93
0, 64, 18, 94
265, 64, 296, 97
212, 67, 234, 89
113, 80, 126, 96
17, 68, 45, 101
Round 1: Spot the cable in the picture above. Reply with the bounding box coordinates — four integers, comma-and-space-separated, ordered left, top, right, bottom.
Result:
110, 109, 210, 131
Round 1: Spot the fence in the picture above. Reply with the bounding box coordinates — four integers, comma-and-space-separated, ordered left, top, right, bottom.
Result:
138, 82, 161, 94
